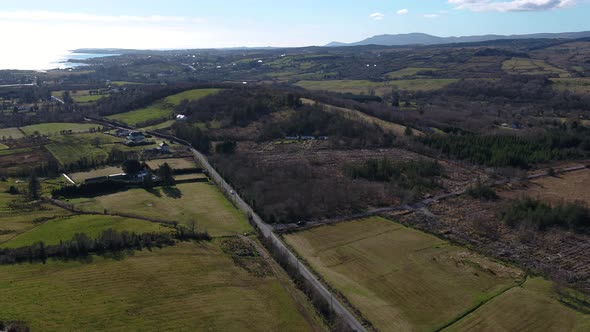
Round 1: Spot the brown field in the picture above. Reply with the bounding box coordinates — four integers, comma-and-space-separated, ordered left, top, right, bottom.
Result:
503, 168, 590, 205
285, 217, 524, 331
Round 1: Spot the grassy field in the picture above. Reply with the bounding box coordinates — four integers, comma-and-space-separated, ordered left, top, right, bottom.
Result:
0, 180, 73, 244
110, 81, 144, 86
296, 79, 458, 96
52, 90, 109, 103
174, 173, 208, 181
146, 157, 197, 169
285, 217, 524, 331
386, 67, 440, 79
45, 133, 126, 166
0, 242, 316, 331
20, 123, 100, 136
302, 99, 422, 136
0, 127, 25, 139
107, 88, 220, 127
0, 143, 7, 150
502, 58, 570, 78
142, 119, 176, 131
444, 278, 590, 332
551, 78, 590, 94
0, 214, 167, 248
163, 88, 221, 105
71, 182, 250, 236
68, 166, 124, 183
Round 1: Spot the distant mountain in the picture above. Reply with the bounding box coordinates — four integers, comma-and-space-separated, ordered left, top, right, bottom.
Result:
326, 31, 590, 47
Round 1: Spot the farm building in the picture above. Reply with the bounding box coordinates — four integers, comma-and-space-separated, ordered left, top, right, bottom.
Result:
125, 131, 146, 145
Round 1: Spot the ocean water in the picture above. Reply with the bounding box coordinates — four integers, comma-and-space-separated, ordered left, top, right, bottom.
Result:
0, 51, 118, 71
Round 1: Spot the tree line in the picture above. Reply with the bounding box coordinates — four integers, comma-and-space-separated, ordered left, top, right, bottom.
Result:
501, 197, 590, 233
0, 226, 211, 265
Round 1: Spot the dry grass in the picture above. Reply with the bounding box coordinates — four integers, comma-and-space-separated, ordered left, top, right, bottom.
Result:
502, 168, 590, 206
285, 217, 524, 331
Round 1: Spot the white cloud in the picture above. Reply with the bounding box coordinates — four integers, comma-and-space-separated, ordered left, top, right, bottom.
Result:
397, 9, 409, 15
424, 14, 439, 18
369, 12, 385, 20
448, 0, 576, 12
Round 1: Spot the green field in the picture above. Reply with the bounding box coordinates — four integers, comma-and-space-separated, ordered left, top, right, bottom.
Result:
0, 242, 316, 331
45, 133, 126, 166
302, 99, 423, 136
444, 278, 590, 332
110, 81, 145, 86
20, 122, 100, 136
551, 78, 590, 94
386, 67, 440, 79
52, 90, 109, 103
146, 157, 196, 170
1, 214, 167, 248
0, 127, 25, 140
502, 58, 570, 78
285, 217, 526, 331
0, 143, 7, 150
68, 166, 124, 183
142, 119, 175, 130
296, 79, 458, 96
107, 88, 220, 127
71, 182, 250, 237
0, 180, 73, 244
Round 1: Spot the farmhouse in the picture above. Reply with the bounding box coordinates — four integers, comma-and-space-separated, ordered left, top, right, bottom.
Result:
158, 142, 170, 153
125, 131, 146, 145
176, 114, 187, 121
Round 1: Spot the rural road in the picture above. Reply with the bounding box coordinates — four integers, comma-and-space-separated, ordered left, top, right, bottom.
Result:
86, 117, 368, 332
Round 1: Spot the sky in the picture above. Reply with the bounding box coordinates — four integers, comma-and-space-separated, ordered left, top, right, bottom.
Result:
1, 0, 589, 69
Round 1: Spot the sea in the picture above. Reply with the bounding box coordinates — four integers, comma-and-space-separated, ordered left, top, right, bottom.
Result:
0, 51, 119, 71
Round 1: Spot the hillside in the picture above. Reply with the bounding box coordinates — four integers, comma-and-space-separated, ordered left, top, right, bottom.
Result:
327, 31, 590, 47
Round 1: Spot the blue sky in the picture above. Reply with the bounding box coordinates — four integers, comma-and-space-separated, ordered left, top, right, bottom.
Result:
1, 0, 589, 49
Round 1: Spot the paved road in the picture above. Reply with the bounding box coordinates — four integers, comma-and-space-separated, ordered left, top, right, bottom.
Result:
87, 117, 368, 332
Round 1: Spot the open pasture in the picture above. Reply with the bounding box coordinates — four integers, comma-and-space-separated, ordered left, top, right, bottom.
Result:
107, 88, 221, 127
0, 214, 166, 248
146, 157, 197, 170
68, 166, 124, 183
386, 67, 439, 79
285, 217, 524, 331
20, 122, 100, 136
0, 242, 315, 331
0, 127, 25, 140
444, 278, 590, 332
45, 133, 124, 166
502, 58, 570, 77
71, 182, 250, 237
